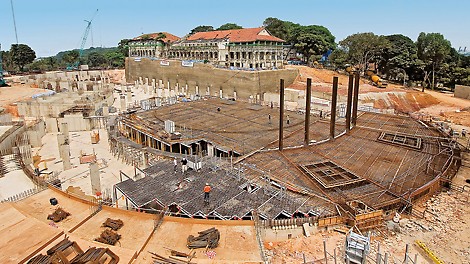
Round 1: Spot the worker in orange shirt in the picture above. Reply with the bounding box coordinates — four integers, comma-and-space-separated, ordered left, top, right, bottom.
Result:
204, 183, 211, 204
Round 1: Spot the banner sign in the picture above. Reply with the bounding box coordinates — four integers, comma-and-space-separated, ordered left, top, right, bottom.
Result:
182, 61, 194, 67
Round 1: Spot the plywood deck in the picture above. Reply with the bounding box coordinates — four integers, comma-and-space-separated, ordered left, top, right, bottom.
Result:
0, 203, 63, 263
71, 207, 156, 252
135, 217, 262, 263
12, 188, 94, 232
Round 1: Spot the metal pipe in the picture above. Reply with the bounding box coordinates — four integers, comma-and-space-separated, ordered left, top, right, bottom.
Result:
352, 72, 360, 126
345, 74, 354, 133
279, 79, 285, 150
330, 77, 338, 139
305, 78, 312, 146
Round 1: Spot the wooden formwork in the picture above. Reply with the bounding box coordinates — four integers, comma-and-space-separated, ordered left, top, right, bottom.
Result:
353, 210, 384, 230
317, 215, 346, 227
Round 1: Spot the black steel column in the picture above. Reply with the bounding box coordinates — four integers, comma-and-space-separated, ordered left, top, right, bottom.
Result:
304, 78, 312, 146
352, 72, 360, 127
330, 77, 338, 139
279, 79, 285, 150
345, 74, 354, 133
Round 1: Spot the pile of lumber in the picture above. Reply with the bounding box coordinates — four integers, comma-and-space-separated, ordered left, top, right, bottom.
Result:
95, 229, 121, 245
150, 251, 195, 264
27, 235, 119, 264
69, 247, 119, 263
187, 227, 220, 249
102, 218, 124, 231
47, 207, 70, 222
27, 254, 51, 264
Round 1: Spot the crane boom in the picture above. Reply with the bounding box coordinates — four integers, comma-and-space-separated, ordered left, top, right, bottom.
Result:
68, 9, 98, 70
79, 9, 98, 58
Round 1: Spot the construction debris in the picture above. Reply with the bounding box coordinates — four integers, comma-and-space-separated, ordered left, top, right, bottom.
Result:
28, 235, 119, 264
47, 207, 70, 222
94, 229, 121, 245
102, 218, 124, 231
187, 227, 220, 249
149, 251, 196, 264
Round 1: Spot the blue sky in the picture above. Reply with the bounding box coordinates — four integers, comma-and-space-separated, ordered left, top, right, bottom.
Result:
1, 0, 469, 57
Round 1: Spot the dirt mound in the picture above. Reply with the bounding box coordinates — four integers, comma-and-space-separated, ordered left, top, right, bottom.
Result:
286, 66, 403, 96
371, 91, 440, 113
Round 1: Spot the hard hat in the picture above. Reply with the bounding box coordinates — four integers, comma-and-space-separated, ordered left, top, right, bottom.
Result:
206, 183, 209, 185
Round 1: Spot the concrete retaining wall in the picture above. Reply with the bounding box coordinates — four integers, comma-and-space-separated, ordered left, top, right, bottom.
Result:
455, 85, 470, 100
125, 58, 298, 100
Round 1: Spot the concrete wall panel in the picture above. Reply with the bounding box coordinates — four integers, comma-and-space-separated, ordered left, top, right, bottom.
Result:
455, 85, 470, 100
125, 58, 298, 100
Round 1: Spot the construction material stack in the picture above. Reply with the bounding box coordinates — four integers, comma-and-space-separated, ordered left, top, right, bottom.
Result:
187, 227, 220, 249
47, 208, 70, 222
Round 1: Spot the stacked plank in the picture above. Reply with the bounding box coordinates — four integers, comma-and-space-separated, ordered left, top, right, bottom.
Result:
102, 218, 124, 231
47, 207, 70, 222
69, 247, 119, 263
27, 236, 119, 264
95, 229, 121, 245
150, 251, 196, 264
27, 255, 51, 264
187, 227, 220, 249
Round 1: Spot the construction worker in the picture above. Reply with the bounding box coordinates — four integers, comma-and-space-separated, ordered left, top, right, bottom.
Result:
286, 114, 290, 125
204, 183, 211, 203
268, 114, 271, 124
181, 157, 188, 174
173, 157, 177, 173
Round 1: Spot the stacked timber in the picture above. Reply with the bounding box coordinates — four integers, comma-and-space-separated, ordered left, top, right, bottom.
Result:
47, 207, 70, 222
187, 227, 220, 249
102, 218, 124, 231
27, 255, 51, 264
95, 229, 121, 245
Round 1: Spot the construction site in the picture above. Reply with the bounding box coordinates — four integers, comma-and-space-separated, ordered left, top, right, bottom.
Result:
0, 60, 469, 263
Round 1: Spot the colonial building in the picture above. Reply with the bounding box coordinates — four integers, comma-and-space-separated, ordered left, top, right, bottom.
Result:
128, 32, 180, 58
129, 28, 289, 69
168, 27, 288, 69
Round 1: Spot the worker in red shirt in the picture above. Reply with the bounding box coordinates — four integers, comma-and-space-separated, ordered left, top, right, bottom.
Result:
204, 183, 211, 204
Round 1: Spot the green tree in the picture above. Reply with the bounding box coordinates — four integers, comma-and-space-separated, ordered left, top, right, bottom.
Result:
378, 34, 418, 84
10, 44, 36, 72
27, 56, 58, 71
439, 49, 470, 87
263, 17, 288, 40
329, 48, 349, 68
416, 32, 452, 90
45, 56, 58, 70
87, 52, 107, 68
118, 39, 131, 57
290, 25, 335, 63
294, 33, 331, 63
0, 51, 15, 72
216, 23, 243, 31
62, 50, 80, 65
105, 51, 125, 68
339, 33, 390, 73
189, 25, 214, 35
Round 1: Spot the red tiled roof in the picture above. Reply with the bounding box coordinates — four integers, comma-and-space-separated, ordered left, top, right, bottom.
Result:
186, 27, 285, 43
133, 32, 180, 43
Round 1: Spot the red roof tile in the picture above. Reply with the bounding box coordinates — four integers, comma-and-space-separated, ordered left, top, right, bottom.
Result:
133, 32, 180, 43
186, 27, 285, 43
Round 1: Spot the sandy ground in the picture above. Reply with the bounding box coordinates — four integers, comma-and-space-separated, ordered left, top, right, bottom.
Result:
0, 84, 49, 117
0, 168, 36, 200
